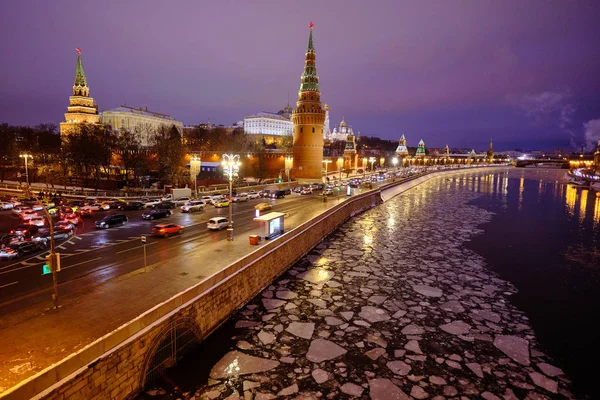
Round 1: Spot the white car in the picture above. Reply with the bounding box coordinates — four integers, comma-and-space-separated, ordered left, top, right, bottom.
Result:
28, 216, 46, 227
55, 220, 76, 230
0, 201, 14, 210
31, 203, 44, 211
144, 199, 162, 208
247, 191, 260, 199
201, 196, 212, 204
181, 201, 204, 213
207, 217, 229, 230
21, 210, 39, 220
173, 197, 191, 206
210, 195, 223, 205
12, 206, 31, 216
62, 213, 80, 225
232, 194, 249, 202
160, 194, 173, 202
81, 203, 109, 212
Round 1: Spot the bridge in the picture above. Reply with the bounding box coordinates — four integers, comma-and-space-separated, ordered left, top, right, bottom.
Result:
514, 159, 569, 168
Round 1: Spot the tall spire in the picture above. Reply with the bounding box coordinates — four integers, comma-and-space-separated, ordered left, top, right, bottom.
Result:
73, 48, 89, 96
299, 22, 319, 92
308, 21, 314, 51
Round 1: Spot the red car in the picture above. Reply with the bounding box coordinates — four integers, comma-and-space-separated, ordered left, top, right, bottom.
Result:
151, 223, 183, 237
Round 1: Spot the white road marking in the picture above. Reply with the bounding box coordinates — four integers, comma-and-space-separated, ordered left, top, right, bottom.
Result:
74, 236, 83, 240
56, 245, 66, 250
0, 281, 18, 289
116, 242, 156, 254
61, 257, 101, 270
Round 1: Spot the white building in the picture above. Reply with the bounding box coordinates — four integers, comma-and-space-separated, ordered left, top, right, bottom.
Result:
101, 105, 183, 147
244, 106, 293, 136
329, 117, 355, 141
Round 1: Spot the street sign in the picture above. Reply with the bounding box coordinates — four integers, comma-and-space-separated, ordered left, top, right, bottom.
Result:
141, 235, 147, 244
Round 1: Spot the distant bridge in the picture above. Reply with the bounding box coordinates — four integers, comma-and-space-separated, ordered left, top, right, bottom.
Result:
514, 159, 569, 168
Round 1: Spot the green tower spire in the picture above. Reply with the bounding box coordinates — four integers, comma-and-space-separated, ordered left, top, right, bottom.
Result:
72, 48, 90, 97
299, 22, 319, 92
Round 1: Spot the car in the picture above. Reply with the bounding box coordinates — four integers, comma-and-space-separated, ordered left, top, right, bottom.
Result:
10, 224, 39, 237
160, 194, 174, 202
119, 201, 145, 211
0, 201, 14, 210
232, 194, 249, 202
81, 203, 108, 212
269, 190, 286, 199
181, 201, 204, 213
28, 216, 47, 227
292, 186, 303, 193
210, 195, 224, 205
0, 247, 20, 260
247, 191, 260, 199
95, 214, 128, 229
12, 206, 31, 216
255, 203, 273, 211
144, 199, 162, 208
79, 208, 93, 217
55, 220, 76, 230
156, 201, 176, 209
152, 223, 184, 237
207, 217, 229, 230
33, 228, 73, 241
21, 210, 39, 220
109, 200, 127, 209
62, 213, 80, 225
31, 203, 44, 211
1, 234, 24, 246
214, 200, 230, 208
142, 209, 172, 220
41, 200, 56, 209
3, 241, 46, 258
322, 188, 334, 196
258, 190, 271, 198
300, 188, 313, 195
173, 197, 191, 206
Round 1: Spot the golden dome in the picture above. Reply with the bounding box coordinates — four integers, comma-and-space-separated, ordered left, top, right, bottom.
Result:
340, 117, 347, 128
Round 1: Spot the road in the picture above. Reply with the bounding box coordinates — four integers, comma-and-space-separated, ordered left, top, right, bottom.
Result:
0, 191, 349, 307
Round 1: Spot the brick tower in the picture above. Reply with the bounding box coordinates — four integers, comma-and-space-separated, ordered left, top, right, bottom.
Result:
292, 22, 326, 181
60, 48, 100, 138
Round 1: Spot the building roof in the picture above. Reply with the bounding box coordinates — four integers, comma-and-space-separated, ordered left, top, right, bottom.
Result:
102, 106, 179, 122
74, 53, 87, 88
245, 112, 291, 121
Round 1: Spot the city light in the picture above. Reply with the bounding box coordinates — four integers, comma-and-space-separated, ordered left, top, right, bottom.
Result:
190, 155, 201, 198
222, 154, 240, 241
19, 153, 33, 191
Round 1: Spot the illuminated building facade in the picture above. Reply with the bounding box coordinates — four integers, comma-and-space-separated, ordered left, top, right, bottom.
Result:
415, 139, 426, 159
395, 134, 409, 159
60, 49, 100, 137
101, 106, 183, 147
323, 104, 331, 140
330, 117, 355, 141
487, 139, 494, 162
292, 22, 326, 181
244, 106, 293, 137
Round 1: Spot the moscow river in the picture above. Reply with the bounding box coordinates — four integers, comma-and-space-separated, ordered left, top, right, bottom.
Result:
141, 167, 599, 399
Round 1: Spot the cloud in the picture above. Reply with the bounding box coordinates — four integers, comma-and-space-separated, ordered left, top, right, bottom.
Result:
508, 90, 578, 147
583, 119, 600, 150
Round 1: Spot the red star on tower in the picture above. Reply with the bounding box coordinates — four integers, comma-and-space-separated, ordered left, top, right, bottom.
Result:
76, 47, 81, 55
309, 21, 314, 29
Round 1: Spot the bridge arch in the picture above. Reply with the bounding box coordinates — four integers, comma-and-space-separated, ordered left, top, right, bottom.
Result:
139, 317, 203, 390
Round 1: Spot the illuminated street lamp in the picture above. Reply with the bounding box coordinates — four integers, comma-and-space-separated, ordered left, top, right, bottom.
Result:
337, 157, 343, 181
19, 153, 33, 191
222, 154, 240, 241
190, 155, 201, 198
392, 157, 398, 170
323, 159, 332, 183
368, 157, 376, 172
285, 156, 293, 189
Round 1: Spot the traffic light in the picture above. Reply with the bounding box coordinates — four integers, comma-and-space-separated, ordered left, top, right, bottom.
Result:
42, 253, 61, 274
42, 254, 51, 275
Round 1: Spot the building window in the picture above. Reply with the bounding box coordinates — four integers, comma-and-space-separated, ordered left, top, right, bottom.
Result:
312, 127, 315, 133
300, 127, 303, 133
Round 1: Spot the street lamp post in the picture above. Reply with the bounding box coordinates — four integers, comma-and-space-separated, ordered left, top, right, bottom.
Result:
222, 154, 240, 241
368, 157, 376, 173
337, 157, 343, 182
392, 157, 398, 180
323, 159, 332, 183
190, 155, 201, 198
285, 157, 293, 189
19, 153, 33, 191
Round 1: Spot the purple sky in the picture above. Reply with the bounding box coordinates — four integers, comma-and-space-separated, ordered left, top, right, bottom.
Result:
1, 0, 600, 151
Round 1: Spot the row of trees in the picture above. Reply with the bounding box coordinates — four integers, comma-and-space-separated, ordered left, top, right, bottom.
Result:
0, 122, 295, 190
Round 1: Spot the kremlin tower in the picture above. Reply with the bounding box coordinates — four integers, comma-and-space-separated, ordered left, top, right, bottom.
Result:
487, 139, 494, 162
60, 48, 100, 137
292, 22, 326, 181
